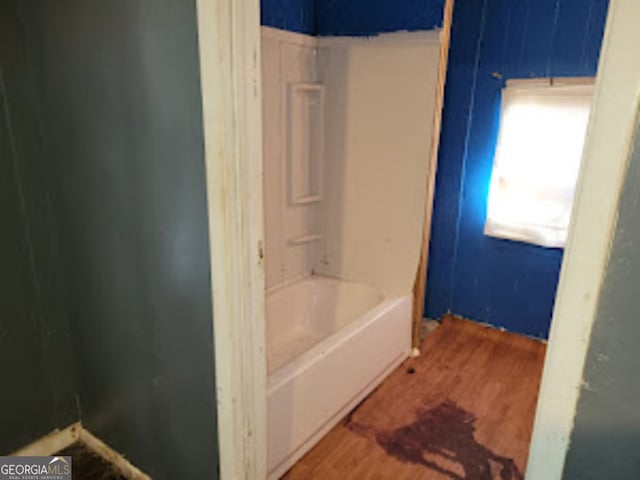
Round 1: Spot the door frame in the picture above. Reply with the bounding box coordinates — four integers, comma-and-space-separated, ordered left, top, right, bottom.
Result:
196, 0, 640, 478
526, 0, 640, 477
196, 0, 268, 479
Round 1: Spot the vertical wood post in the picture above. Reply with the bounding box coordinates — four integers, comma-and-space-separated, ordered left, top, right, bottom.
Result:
412, 0, 456, 351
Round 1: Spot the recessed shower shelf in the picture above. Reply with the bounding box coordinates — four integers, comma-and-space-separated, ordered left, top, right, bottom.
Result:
287, 82, 325, 206
288, 233, 323, 245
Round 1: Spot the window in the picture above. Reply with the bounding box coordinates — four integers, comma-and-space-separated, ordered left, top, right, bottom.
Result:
485, 78, 594, 248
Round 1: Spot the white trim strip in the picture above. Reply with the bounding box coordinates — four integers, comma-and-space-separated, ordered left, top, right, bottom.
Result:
10, 423, 150, 480
505, 77, 596, 88
260, 25, 442, 49
11, 423, 81, 457
318, 29, 442, 47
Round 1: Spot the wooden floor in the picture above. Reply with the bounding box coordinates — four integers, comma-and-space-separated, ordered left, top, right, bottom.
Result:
283, 315, 546, 480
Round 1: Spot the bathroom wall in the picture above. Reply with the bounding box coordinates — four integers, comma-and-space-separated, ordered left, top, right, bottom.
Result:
317, 32, 441, 295
21, 1, 218, 478
262, 26, 441, 295
262, 27, 322, 290
0, 1, 77, 453
425, 0, 610, 338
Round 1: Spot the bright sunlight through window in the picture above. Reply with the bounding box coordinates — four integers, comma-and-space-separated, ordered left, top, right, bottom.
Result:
485, 78, 594, 248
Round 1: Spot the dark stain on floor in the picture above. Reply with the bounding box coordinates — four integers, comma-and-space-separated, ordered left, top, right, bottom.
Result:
55, 442, 127, 480
347, 400, 523, 480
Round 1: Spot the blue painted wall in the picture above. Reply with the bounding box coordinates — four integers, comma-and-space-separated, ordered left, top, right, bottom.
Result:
261, 0, 316, 34
425, 0, 610, 338
260, 0, 445, 36
315, 0, 444, 36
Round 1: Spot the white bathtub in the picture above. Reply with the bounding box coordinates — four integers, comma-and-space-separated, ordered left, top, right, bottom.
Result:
266, 275, 411, 479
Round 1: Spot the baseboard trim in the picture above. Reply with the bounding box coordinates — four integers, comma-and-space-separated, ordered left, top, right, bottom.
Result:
11, 423, 81, 457
10, 423, 150, 480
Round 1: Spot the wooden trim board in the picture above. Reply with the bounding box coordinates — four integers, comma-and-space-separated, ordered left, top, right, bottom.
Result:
11, 423, 81, 457
196, 0, 268, 478
10, 423, 149, 480
412, 0, 456, 351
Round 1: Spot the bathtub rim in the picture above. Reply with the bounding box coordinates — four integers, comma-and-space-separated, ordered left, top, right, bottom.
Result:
267, 293, 405, 393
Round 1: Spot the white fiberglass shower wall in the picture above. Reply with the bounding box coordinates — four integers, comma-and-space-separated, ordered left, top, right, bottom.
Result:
261, 26, 441, 479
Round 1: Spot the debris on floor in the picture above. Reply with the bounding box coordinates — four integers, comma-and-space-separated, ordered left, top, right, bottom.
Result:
421, 318, 441, 340
55, 442, 127, 480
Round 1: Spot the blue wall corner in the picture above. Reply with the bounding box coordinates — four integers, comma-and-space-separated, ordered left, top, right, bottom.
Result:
425, 0, 486, 322
261, 0, 316, 35
426, 0, 609, 338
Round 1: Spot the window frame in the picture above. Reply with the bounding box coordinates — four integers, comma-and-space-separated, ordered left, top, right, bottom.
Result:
484, 77, 596, 248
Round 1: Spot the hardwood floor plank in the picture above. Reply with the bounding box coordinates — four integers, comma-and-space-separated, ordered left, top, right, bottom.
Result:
282, 315, 546, 480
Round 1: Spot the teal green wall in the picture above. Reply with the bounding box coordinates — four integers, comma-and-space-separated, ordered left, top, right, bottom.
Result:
2, 5, 219, 476
0, 1, 78, 454
20, 1, 219, 478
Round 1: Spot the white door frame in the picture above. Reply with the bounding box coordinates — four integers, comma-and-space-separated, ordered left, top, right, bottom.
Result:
195, 0, 640, 478
196, 0, 268, 479
527, 0, 640, 477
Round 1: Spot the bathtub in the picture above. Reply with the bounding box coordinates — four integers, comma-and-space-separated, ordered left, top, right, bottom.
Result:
266, 275, 411, 479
